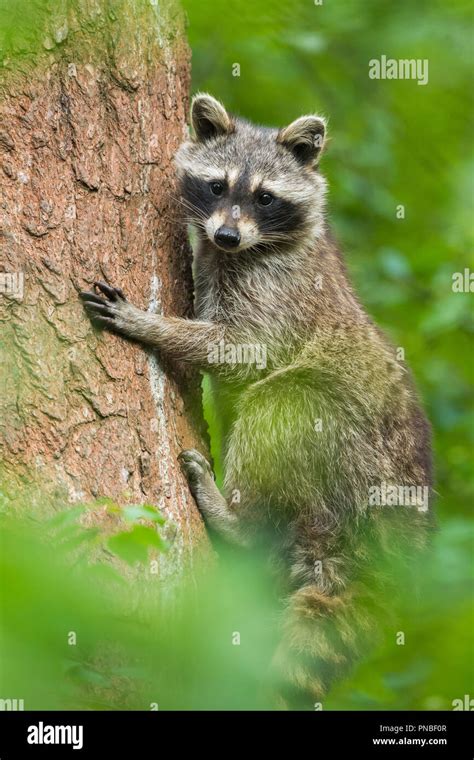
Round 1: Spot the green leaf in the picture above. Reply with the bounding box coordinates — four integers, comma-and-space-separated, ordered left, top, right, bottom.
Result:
121, 504, 166, 525
86, 563, 127, 587
60, 527, 101, 553
107, 526, 168, 565
47, 506, 86, 528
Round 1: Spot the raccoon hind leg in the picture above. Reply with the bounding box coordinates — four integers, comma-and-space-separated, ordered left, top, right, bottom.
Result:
178, 449, 248, 546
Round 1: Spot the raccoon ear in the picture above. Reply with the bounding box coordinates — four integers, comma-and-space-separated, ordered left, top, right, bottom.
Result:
191, 93, 234, 142
277, 115, 326, 165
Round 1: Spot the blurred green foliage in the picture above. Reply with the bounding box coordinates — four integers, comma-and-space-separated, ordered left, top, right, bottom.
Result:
0, 508, 280, 710
1, 508, 472, 710
183, 0, 474, 516
0, 0, 472, 712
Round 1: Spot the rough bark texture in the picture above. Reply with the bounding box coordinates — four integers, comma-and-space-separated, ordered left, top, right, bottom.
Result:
0, 0, 210, 573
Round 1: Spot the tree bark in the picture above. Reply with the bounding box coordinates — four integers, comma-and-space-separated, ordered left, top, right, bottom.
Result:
0, 0, 210, 573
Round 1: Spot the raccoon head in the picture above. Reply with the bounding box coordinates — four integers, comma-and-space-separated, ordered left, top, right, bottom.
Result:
175, 94, 327, 254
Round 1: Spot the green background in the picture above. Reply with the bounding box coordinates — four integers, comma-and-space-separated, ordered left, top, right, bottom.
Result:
0, 0, 472, 711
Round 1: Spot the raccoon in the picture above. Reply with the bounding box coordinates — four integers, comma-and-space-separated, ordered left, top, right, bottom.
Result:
80, 94, 433, 708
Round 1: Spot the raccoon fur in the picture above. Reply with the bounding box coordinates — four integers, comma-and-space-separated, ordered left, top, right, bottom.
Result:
80, 94, 433, 708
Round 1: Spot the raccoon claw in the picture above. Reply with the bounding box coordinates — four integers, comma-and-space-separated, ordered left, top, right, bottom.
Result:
178, 449, 214, 485
79, 290, 115, 322
93, 281, 127, 302
89, 315, 116, 328
79, 291, 106, 306
80, 282, 128, 330
81, 300, 113, 317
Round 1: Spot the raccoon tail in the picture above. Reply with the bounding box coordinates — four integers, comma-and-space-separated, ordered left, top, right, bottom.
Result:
272, 583, 381, 710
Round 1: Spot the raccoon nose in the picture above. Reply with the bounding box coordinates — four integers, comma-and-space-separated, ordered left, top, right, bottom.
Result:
214, 226, 241, 249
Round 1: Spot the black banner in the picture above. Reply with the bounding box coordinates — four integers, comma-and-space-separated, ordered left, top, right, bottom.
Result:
0, 710, 471, 757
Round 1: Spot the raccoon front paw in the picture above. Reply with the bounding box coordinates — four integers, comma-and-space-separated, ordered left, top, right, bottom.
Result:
80, 281, 133, 332
178, 449, 214, 490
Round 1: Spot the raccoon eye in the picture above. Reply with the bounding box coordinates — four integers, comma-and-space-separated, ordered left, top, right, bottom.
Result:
209, 181, 225, 197
258, 192, 274, 206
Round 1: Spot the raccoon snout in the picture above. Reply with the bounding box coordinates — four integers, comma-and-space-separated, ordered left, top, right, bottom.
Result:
214, 225, 241, 250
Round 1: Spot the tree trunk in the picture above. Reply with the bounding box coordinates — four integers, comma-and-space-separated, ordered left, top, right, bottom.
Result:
0, 0, 210, 573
